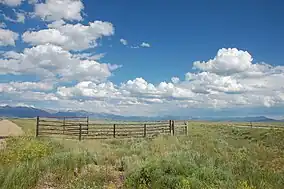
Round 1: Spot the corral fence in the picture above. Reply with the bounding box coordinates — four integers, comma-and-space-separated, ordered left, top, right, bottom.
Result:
35, 116, 188, 140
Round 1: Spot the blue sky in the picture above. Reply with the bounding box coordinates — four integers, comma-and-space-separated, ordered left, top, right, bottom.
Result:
0, 0, 284, 117
88, 0, 284, 84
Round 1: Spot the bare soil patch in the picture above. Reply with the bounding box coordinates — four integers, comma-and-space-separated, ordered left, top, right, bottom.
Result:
0, 119, 24, 137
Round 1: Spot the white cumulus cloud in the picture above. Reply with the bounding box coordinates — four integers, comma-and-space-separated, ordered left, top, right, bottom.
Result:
22, 21, 114, 51
140, 42, 150, 48
0, 0, 23, 6
0, 82, 53, 92
120, 38, 127, 45
16, 12, 25, 23
34, 0, 84, 21
0, 44, 119, 82
193, 48, 253, 75
1, 44, 284, 116
0, 28, 19, 46
0, 22, 6, 28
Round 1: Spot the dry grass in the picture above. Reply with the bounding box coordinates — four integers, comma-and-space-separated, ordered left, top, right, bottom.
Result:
0, 119, 283, 188
10, 118, 35, 136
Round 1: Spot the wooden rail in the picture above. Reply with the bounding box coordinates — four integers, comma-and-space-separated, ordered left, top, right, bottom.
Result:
36, 116, 188, 140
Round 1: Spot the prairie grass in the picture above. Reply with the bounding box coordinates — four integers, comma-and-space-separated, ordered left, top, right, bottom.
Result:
10, 118, 35, 135
1, 119, 284, 188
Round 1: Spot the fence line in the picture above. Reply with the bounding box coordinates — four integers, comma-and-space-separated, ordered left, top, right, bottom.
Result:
36, 116, 188, 140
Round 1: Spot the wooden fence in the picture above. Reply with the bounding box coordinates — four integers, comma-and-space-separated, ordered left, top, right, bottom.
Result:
35, 116, 188, 140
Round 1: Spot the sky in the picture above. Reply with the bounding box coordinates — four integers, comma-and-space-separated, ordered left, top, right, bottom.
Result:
0, 0, 284, 117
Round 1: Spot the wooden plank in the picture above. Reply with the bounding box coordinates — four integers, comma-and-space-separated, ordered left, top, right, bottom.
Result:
172, 120, 175, 136
144, 124, 146, 137
63, 117, 65, 134
113, 124, 116, 138
115, 126, 144, 129
147, 124, 169, 128
38, 131, 65, 135
114, 122, 168, 126
39, 120, 63, 124
147, 126, 169, 130
65, 128, 80, 131
87, 129, 113, 132
143, 122, 169, 126
115, 129, 144, 132
39, 123, 80, 127
86, 133, 114, 137
115, 132, 144, 135
169, 120, 172, 135
36, 116, 39, 137
146, 127, 170, 132
79, 124, 82, 141
85, 136, 110, 139
88, 123, 114, 126
114, 135, 145, 139
39, 124, 63, 127
44, 116, 87, 119
88, 126, 114, 130
40, 128, 64, 131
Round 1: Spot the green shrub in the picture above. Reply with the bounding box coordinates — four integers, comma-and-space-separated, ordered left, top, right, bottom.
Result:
0, 137, 61, 165
125, 151, 235, 189
0, 151, 96, 189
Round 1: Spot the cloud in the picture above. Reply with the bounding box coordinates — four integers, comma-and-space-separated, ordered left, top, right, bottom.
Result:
0, 82, 53, 92
57, 81, 121, 100
140, 42, 150, 48
0, 22, 6, 28
72, 53, 106, 61
1, 90, 59, 101
0, 0, 23, 7
0, 44, 119, 82
22, 21, 114, 51
34, 0, 84, 21
47, 19, 65, 28
0, 0, 282, 117
0, 28, 19, 46
2, 12, 25, 23
5, 0, 282, 117
16, 12, 25, 23
28, 0, 38, 4
130, 46, 139, 49
171, 77, 180, 84
120, 38, 127, 45
107, 63, 122, 71
54, 48, 284, 114
193, 48, 252, 75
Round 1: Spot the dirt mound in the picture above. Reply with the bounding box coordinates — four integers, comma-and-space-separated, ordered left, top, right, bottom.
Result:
0, 119, 24, 137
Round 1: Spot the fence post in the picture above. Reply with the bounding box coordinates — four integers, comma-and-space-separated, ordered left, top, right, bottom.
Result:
172, 120, 175, 136
63, 117, 65, 134
36, 116, 39, 137
185, 122, 188, 136
79, 124, 82, 141
169, 120, 172, 135
250, 122, 252, 128
113, 124, 116, 138
86, 117, 89, 135
144, 123, 147, 137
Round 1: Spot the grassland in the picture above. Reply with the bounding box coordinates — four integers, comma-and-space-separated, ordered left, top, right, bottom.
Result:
1, 119, 284, 189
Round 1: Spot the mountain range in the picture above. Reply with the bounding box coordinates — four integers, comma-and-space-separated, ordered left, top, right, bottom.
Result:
0, 105, 282, 122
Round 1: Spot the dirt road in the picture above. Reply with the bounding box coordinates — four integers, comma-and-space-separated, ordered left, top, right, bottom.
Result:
0, 119, 24, 137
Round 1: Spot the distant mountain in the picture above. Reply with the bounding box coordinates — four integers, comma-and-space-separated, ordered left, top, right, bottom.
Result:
0, 105, 51, 118
0, 105, 154, 121
0, 105, 281, 122
228, 116, 276, 122
189, 116, 277, 122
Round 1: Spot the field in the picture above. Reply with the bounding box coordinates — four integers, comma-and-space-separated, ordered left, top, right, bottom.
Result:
0, 119, 284, 189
